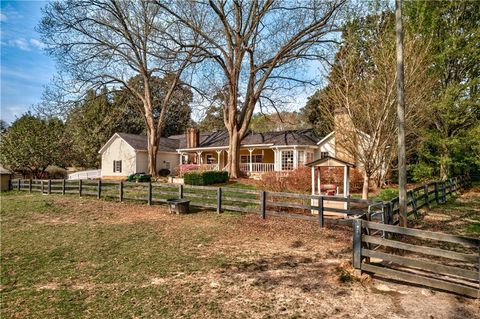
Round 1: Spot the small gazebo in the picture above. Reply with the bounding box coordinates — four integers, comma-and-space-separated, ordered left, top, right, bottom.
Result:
306, 156, 355, 213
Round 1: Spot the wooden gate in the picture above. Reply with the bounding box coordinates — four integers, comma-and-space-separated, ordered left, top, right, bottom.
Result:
352, 220, 479, 298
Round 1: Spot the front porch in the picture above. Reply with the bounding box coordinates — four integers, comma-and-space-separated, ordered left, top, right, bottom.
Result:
177, 146, 316, 175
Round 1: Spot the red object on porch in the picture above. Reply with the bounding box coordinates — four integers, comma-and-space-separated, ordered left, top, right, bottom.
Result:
320, 184, 337, 196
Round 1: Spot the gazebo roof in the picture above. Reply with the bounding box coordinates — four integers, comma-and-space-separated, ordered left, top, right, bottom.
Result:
306, 155, 355, 168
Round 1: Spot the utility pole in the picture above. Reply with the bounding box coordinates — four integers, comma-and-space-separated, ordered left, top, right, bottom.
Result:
396, 0, 407, 227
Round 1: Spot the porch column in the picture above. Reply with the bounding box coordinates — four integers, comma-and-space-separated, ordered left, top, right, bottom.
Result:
293, 147, 298, 169
343, 165, 349, 197
178, 153, 183, 164
317, 167, 321, 195
216, 150, 222, 170
248, 148, 254, 173
273, 148, 278, 171
311, 166, 315, 195
197, 151, 203, 164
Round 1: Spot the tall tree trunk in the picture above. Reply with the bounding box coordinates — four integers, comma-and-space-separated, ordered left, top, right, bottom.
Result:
362, 172, 370, 200
227, 128, 241, 178
395, 0, 407, 227
147, 128, 159, 176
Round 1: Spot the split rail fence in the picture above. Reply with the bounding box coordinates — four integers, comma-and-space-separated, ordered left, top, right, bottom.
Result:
353, 219, 479, 298
10, 179, 383, 227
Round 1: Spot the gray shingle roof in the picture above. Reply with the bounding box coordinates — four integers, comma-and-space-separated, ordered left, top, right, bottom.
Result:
116, 129, 322, 152
117, 133, 180, 152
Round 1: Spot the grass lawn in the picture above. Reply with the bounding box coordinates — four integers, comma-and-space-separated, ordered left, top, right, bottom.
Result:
1, 192, 479, 318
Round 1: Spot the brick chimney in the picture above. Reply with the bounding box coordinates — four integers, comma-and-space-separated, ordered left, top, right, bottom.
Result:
334, 108, 355, 163
186, 128, 200, 149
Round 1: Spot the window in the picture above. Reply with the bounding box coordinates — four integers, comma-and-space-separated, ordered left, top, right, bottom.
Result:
281, 150, 294, 170
298, 151, 305, 167
321, 151, 329, 159
241, 155, 263, 163
206, 154, 216, 164
113, 160, 122, 173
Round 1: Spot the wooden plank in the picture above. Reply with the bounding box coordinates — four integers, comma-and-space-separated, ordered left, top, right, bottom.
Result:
362, 249, 479, 281
217, 187, 222, 213
353, 219, 362, 269
361, 221, 479, 247
266, 201, 311, 210
148, 182, 152, 205
221, 187, 259, 195
260, 191, 266, 219
190, 201, 223, 209
362, 235, 478, 263
182, 192, 216, 200
222, 196, 256, 204
265, 210, 317, 221
361, 263, 479, 298
222, 204, 257, 213
183, 184, 217, 191
268, 191, 310, 200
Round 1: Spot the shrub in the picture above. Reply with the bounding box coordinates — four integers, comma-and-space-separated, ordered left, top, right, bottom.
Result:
256, 166, 364, 194
158, 169, 170, 177
46, 166, 68, 179
184, 170, 228, 185
378, 188, 399, 201
409, 163, 434, 183
127, 173, 151, 182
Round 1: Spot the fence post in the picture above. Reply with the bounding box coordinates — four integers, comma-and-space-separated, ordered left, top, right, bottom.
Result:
442, 182, 446, 203
29, 179, 32, 193
48, 179, 52, 194
216, 187, 222, 213
17, 179, 21, 191
424, 184, 429, 208
434, 182, 439, 204
79, 180, 82, 197
97, 180, 102, 199
62, 179, 66, 195
317, 196, 324, 228
147, 182, 152, 205
178, 184, 183, 199
352, 219, 362, 270
260, 190, 266, 219
41, 180, 44, 193
119, 181, 123, 202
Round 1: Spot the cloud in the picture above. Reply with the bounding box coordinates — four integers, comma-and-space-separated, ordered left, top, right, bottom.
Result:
8, 38, 30, 51
0, 13, 7, 22
29, 39, 45, 49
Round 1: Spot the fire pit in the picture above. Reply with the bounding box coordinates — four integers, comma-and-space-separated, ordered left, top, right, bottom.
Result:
166, 199, 190, 214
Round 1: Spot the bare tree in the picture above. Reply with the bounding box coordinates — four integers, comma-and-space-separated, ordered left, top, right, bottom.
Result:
318, 12, 435, 199
39, 0, 198, 175
157, 0, 346, 178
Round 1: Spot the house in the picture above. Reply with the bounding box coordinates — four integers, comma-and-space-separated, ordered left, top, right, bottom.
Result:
99, 109, 359, 178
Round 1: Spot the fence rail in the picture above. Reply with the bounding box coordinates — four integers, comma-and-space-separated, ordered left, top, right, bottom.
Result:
353, 219, 479, 298
9, 174, 470, 230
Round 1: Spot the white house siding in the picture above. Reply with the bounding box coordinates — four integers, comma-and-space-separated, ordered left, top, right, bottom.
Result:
101, 137, 137, 178
135, 151, 180, 174
318, 135, 336, 158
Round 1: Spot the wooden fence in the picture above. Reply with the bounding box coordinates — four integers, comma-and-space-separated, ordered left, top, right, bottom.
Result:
380, 175, 471, 225
10, 179, 384, 227
353, 220, 479, 298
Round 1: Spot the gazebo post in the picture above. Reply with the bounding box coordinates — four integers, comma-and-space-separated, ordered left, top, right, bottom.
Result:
311, 166, 315, 195
317, 167, 321, 195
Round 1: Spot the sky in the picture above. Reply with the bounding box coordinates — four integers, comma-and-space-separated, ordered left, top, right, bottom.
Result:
1, 0, 54, 124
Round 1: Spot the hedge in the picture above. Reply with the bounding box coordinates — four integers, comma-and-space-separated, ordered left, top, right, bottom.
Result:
183, 171, 229, 185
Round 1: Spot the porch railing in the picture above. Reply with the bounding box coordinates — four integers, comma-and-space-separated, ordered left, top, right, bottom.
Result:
240, 163, 275, 173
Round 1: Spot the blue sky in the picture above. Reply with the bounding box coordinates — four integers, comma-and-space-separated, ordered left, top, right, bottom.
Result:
1, 0, 54, 124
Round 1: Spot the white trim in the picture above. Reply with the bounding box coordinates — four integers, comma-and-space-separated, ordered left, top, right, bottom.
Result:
176, 143, 274, 153
316, 131, 335, 145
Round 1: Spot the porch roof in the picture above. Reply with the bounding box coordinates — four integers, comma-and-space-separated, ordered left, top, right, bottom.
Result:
306, 155, 355, 168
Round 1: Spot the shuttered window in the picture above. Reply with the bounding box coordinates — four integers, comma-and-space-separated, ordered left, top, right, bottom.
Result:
113, 160, 122, 173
